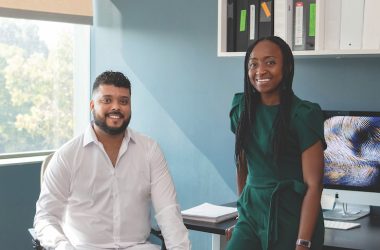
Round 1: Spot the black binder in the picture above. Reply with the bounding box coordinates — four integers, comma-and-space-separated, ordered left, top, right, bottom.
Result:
247, 0, 260, 46
235, 0, 249, 52
227, 0, 236, 52
258, 0, 274, 39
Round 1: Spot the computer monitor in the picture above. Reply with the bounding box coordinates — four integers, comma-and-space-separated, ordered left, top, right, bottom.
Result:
322, 110, 380, 220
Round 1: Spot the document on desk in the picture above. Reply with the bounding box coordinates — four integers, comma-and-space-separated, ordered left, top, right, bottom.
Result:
181, 203, 238, 223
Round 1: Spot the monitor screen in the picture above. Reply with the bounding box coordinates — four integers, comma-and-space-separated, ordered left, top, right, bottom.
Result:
323, 111, 380, 193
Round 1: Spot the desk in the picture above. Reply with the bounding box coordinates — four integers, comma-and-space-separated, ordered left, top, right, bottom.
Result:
324, 215, 380, 250
183, 205, 380, 250
183, 216, 236, 250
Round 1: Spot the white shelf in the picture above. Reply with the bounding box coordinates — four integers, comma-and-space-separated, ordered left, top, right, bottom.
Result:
217, 0, 380, 58
293, 49, 380, 58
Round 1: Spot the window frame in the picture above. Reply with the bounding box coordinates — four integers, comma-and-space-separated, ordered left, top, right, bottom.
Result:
0, 11, 91, 162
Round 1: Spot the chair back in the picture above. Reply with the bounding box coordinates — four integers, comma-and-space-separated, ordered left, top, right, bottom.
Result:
30, 153, 54, 250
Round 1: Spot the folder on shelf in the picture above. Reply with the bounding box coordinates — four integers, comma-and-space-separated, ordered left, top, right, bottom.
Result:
235, 0, 249, 52
247, 0, 259, 46
362, 0, 380, 50
258, 0, 274, 39
226, 0, 236, 52
323, 0, 341, 50
181, 202, 238, 223
293, 0, 315, 51
274, 0, 293, 48
293, 1, 306, 50
340, 0, 364, 50
305, 0, 316, 50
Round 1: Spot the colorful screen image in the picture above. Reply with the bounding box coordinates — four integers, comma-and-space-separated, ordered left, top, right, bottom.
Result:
323, 115, 380, 189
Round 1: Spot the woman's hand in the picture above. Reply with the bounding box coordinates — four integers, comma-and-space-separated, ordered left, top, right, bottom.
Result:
295, 245, 310, 250
225, 225, 235, 240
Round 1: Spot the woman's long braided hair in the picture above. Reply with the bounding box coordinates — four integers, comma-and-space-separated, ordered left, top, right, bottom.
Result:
235, 36, 295, 172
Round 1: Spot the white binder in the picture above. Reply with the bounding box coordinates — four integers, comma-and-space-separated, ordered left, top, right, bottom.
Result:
324, 0, 341, 50
362, 0, 380, 50
340, 0, 364, 50
274, 0, 293, 48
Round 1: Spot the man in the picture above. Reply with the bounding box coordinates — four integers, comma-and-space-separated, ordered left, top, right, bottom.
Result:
34, 71, 190, 250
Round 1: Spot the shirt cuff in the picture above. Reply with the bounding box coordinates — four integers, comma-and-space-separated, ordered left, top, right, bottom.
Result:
55, 241, 75, 250
155, 204, 191, 250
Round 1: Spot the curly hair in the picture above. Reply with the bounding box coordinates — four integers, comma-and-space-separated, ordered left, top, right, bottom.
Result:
92, 71, 131, 94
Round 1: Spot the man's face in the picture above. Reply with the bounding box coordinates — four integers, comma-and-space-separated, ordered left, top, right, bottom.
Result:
90, 84, 131, 135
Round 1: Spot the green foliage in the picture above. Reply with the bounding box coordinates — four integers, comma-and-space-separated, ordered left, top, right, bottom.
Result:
0, 18, 74, 153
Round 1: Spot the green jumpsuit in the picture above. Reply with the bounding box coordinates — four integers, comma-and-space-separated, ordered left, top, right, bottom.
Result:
226, 93, 325, 250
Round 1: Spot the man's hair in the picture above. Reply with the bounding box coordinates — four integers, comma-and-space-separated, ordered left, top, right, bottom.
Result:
92, 71, 131, 94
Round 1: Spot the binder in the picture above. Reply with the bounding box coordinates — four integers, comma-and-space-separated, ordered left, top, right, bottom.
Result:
293, 1, 306, 50
247, 0, 259, 46
258, 0, 274, 39
293, 0, 315, 51
362, 0, 380, 50
340, 0, 364, 50
226, 0, 236, 52
305, 0, 316, 50
323, 0, 341, 50
274, 0, 293, 47
235, 0, 249, 52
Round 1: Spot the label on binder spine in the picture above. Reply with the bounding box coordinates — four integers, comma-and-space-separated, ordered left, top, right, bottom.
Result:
249, 5, 256, 40
294, 2, 304, 46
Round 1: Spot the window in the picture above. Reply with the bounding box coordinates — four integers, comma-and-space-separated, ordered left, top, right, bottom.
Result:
0, 17, 90, 156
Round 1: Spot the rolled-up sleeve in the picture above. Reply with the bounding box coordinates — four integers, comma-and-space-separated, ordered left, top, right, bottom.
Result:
149, 142, 191, 250
230, 93, 244, 134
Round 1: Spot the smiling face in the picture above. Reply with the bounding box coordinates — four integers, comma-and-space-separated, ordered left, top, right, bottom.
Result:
248, 40, 284, 105
90, 84, 131, 136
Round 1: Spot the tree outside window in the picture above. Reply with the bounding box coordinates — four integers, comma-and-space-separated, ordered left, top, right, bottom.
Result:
0, 17, 76, 154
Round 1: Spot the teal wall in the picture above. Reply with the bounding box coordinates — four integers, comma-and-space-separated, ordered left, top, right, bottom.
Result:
91, 1, 239, 248
91, 0, 380, 249
0, 163, 41, 249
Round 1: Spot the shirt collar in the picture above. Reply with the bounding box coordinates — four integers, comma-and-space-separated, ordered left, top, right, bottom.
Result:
83, 124, 136, 147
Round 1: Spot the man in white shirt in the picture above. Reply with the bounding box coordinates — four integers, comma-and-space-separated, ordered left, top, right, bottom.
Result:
34, 71, 191, 250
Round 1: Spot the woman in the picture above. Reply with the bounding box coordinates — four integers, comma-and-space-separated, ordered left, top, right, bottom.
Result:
226, 36, 326, 250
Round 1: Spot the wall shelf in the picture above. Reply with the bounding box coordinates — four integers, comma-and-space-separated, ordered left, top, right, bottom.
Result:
217, 0, 380, 58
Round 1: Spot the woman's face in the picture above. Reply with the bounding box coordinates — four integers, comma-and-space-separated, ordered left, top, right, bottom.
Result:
248, 40, 284, 104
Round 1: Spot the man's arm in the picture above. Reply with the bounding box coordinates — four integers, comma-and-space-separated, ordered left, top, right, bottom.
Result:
149, 142, 191, 250
34, 153, 75, 250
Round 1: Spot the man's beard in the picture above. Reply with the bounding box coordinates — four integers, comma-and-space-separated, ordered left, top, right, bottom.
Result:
92, 110, 131, 135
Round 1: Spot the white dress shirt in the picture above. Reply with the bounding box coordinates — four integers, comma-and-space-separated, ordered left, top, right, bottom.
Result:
34, 125, 190, 250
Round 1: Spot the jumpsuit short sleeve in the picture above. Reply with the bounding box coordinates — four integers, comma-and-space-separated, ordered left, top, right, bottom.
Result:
293, 101, 327, 152
230, 93, 244, 134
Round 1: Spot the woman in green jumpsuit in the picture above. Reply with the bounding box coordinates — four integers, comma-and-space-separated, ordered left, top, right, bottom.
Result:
226, 37, 325, 250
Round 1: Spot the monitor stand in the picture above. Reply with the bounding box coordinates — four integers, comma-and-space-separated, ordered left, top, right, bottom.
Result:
323, 202, 370, 221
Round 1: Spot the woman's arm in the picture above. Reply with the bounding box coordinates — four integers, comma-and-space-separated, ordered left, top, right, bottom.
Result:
297, 140, 324, 250
226, 152, 248, 240
237, 152, 248, 195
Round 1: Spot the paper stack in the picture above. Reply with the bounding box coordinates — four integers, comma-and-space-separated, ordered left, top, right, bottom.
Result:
181, 203, 238, 223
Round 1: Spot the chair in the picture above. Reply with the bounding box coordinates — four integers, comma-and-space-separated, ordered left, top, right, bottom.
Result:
29, 153, 166, 250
